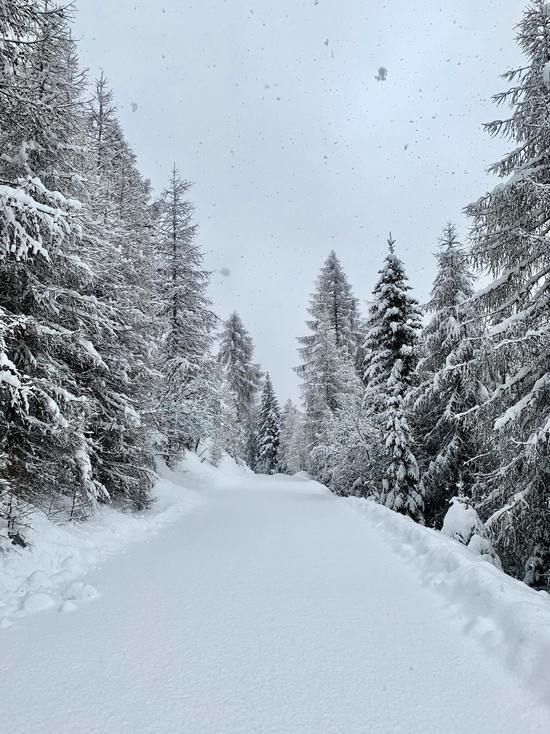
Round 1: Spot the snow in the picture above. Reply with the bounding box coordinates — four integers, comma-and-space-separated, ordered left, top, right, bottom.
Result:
1, 459, 550, 733
493, 372, 550, 430
0, 179, 74, 260
0, 457, 204, 623
346, 497, 550, 701
0, 352, 21, 389
441, 495, 501, 566
79, 337, 107, 368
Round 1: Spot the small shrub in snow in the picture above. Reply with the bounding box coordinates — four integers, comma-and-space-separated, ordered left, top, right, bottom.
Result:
442, 497, 501, 568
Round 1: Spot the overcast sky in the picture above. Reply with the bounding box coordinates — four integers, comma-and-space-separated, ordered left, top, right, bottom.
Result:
74, 0, 524, 403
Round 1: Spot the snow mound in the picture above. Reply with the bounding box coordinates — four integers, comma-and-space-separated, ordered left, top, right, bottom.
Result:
19, 570, 53, 592
0, 457, 204, 624
60, 600, 77, 614
442, 496, 501, 567
20, 591, 57, 613
345, 497, 550, 699
292, 470, 312, 481
64, 581, 99, 601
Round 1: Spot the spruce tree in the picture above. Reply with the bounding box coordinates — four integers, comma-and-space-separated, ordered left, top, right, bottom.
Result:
465, 0, 550, 585
256, 374, 281, 474
413, 224, 483, 527
363, 237, 421, 398
363, 236, 424, 521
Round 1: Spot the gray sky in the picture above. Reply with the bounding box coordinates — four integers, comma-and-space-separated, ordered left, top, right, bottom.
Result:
74, 0, 524, 403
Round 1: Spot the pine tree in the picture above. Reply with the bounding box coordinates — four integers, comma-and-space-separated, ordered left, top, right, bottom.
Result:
256, 374, 281, 474
155, 166, 216, 463
465, 0, 550, 586
362, 236, 424, 521
218, 312, 262, 460
413, 223, 483, 527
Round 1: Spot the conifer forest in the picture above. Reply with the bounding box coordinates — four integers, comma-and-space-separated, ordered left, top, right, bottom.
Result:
1, 3, 550, 733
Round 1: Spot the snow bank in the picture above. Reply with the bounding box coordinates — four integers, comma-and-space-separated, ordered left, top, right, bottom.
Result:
0, 456, 206, 624
344, 497, 550, 699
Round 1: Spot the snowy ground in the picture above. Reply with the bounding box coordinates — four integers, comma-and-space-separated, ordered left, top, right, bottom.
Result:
2, 457, 550, 733
0, 459, 204, 623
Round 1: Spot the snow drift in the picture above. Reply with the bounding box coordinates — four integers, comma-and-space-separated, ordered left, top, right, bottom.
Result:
0, 456, 209, 624
345, 496, 550, 700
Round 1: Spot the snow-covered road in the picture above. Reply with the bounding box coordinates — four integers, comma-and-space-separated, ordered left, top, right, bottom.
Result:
3, 468, 550, 733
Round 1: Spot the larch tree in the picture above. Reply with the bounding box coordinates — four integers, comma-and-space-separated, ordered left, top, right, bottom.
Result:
465, 0, 550, 587
0, 1, 115, 529
218, 312, 262, 460
155, 166, 216, 464
299, 250, 364, 363
309, 389, 380, 497
256, 373, 281, 474
297, 253, 363, 451
305, 310, 365, 484
278, 399, 307, 474
83, 73, 159, 509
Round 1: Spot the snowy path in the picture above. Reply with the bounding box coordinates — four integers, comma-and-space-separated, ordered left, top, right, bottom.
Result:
2, 469, 550, 734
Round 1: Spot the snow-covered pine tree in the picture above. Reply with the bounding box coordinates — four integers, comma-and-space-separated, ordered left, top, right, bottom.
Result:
0, 1, 117, 527
300, 308, 365, 477
299, 251, 364, 365
297, 253, 364, 441
363, 237, 421, 399
362, 236, 424, 521
413, 223, 484, 527
155, 166, 216, 464
218, 312, 262, 460
465, 0, 550, 586
307, 310, 360, 418
82, 73, 160, 509
297, 265, 364, 451
256, 373, 281, 474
